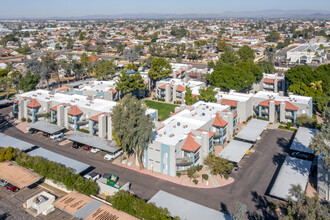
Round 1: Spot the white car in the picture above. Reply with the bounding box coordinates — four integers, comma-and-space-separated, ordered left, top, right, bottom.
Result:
83, 172, 101, 181
90, 148, 100, 153
104, 150, 123, 161
50, 132, 63, 139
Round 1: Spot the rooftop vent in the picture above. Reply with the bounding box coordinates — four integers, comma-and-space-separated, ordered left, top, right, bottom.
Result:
202, 112, 205, 116
169, 134, 174, 138
177, 122, 181, 126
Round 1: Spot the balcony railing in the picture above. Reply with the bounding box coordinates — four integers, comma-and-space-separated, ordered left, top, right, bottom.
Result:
176, 157, 193, 166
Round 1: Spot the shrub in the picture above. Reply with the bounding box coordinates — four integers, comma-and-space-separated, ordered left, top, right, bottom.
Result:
296, 114, 317, 128
78, 128, 89, 133
286, 122, 294, 129
202, 174, 209, 181
246, 116, 252, 121
21, 117, 26, 122
224, 173, 230, 180
270, 202, 278, 211
157, 98, 165, 102
193, 179, 198, 185
257, 116, 269, 121
176, 172, 181, 177
27, 118, 32, 123
196, 165, 203, 172
107, 190, 173, 219
187, 166, 196, 180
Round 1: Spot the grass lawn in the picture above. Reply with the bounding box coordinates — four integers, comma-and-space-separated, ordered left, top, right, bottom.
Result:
278, 125, 297, 132
144, 100, 179, 121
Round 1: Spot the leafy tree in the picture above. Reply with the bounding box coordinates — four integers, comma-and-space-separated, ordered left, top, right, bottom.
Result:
234, 202, 249, 220
236, 62, 263, 82
19, 71, 39, 92
218, 51, 240, 66
265, 46, 276, 63
148, 57, 172, 88
116, 42, 125, 55
310, 112, 330, 167
257, 61, 275, 73
94, 60, 116, 80
281, 184, 330, 220
296, 114, 317, 128
265, 31, 280, 42
185, 86, 197, 105
107, 190, 176, 220
238, 45, 255, 62
95, 43, 104, 55
217, 40, 228, 52
112, 95, 154, 169
170, 26, 188, 38
0, 69, 8, 78
123, 47, 139, 63
207, 65, 255, 91
203, 154, 233, 177
199, 86, 217, 103
41, 53, 58, 89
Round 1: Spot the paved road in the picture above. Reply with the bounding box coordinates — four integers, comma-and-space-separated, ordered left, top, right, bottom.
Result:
0, 106, 293, 218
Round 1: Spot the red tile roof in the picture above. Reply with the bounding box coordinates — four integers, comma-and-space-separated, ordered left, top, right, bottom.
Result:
212, 114, 228, 127
285, 101, 299, 111
50, 103, 66, 111
258, 99, 281, 107
68, 105, 83, 116
196, 129, 215, 139
89, 112, 107, 121
27, 99, 41, 108
108, 88, 117, 94
181, 135, 201, 152
88, 56, 100, 62
158, 84, 167, 90
221, 99, 238, 107
223, 110, 238, 118
57, 86, 68, 91
263, 78, 275, 83
176, 85, 186, 92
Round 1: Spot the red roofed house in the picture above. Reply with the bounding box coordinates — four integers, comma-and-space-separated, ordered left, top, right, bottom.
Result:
262, 73, 285, 93
68, 106, 83, 131
27, 99, 41, 123
212, 113, 228, 145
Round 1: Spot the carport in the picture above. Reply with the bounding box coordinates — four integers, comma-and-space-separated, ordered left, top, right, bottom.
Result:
0, 133, 35, 152
27, 147, 90, 174
0, 161, 41, 189
235, 119, 269, 143
269, 156, 312, 201
28, 121, 65, 135
218, 140, 253, 163
290, 127, 317, 154
66, 131, 121, 153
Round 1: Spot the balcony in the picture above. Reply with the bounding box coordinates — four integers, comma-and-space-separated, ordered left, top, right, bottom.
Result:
285, 114, 294, 120
176, 157, 193, 166
76, 120, 88, 126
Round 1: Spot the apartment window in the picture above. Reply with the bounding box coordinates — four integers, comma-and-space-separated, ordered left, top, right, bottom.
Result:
155, 161, 160, 163
155, 149, 160, 152
195, 151, 200, 162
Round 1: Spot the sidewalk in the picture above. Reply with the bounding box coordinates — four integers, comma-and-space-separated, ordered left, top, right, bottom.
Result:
113, 155, 234, 189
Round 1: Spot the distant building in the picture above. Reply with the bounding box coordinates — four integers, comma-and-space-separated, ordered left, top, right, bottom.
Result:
286, 44, 327, 64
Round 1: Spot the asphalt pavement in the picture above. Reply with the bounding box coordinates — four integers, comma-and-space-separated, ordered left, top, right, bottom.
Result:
0, 106, 293, 218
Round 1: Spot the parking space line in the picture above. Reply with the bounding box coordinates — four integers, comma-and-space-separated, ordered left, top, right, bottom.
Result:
22, 188, 43, 200
10, 187, 28, 197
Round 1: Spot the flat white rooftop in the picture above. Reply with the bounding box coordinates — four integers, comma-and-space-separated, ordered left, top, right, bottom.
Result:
253, 91, 311, 105
76, 80, 116, 92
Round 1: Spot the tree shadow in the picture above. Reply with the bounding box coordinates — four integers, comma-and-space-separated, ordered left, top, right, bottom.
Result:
0, 117, 14, 132
249, 191, 277, 220
220, 202, 229, 215
0, 213, 10, 220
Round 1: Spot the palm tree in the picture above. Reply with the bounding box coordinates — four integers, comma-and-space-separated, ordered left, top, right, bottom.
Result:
309, 81, 323, 92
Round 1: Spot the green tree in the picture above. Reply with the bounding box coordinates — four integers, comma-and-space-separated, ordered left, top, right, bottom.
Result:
238, 45, 255, 62
218, 51, 240, 66
217, 40, 228, 52
265, 46, 276, 63
281, 185, 329, 220
95, 43, 104, 55
19, 71, 40, 92
257, 61, 275, 73
112, 95, 154, 169
203, 154, 233, 177
41, 53, 58, 89
94, 60, 116, 80
0, 69, 8, 78
185, 86, 197, 105
265, 31, 280, 42
123, 47, 139, 63
199, 86, 217, 103
148, 57, 172, 88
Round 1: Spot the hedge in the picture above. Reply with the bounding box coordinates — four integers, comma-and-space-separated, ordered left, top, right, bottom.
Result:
0, 147, 98, 195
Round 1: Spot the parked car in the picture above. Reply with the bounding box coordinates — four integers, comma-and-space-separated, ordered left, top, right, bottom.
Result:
56, 134, 66, 142
0, 179, 8, 187
28, 128, 37, 134
72, 142, 82, 149
291, 152, 313, 161
50, 132, 63, 139
90, 148, 100, 153
104, 150, 123, 161
42, 132, 50, 137
5, 183, 19, 192
83, 145, 91, 151
227, 163, 239, 174
84, 172, 101, 181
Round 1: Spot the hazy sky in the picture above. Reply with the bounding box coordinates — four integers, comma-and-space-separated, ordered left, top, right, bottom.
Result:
1, 0, 329, 18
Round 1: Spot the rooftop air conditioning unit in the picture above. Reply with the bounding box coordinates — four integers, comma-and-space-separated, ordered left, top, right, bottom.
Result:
177, 122, 181, 126
169, 134, 174, 138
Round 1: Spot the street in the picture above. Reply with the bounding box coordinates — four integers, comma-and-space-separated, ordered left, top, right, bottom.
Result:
0, 105, 293, 218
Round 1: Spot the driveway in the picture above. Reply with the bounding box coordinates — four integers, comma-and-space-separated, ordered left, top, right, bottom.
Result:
0, 106, 293, 218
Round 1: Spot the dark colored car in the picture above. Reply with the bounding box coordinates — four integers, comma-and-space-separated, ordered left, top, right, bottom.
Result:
291, 152, 313, 161
227, 163, 239, 174
72, 142, 82, 149
42, 132, 50, 137
6, 183, 19, 192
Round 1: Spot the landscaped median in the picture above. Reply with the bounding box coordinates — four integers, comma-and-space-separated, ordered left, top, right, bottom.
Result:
113, 154, 234, 189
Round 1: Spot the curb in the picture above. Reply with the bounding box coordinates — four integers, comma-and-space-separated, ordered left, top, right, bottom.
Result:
115, 163, 235, 189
